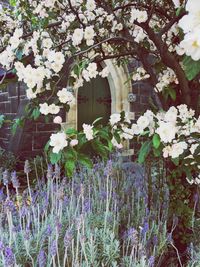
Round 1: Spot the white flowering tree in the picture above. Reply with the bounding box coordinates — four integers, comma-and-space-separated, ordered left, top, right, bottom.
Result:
0, 0, 200, 259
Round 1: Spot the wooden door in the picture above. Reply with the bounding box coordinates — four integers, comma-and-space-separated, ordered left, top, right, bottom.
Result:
78, 76, 111, 131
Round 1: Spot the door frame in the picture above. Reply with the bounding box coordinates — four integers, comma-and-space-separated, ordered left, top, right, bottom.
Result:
66, 60, 132, 130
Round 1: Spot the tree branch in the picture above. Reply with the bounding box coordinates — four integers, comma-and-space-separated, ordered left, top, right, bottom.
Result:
140, 22, 191, 106
159, 11, 187, 36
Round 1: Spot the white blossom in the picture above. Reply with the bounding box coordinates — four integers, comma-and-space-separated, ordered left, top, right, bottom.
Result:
50, 132, 68, 153
83, 123, 94, 140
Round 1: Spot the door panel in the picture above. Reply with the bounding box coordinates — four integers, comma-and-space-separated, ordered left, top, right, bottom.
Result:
78, 76, 111, 131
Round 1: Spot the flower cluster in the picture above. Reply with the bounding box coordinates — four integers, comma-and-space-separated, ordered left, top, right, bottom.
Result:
131, 105, 200, 184
155, 68, 178, 92
132, 67, 150, 81
178, 0, 200, 60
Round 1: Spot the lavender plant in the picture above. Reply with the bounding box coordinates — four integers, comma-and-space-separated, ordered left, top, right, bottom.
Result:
0, 159, 177, 266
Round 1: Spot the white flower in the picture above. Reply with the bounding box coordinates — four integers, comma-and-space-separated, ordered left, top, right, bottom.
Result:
40, 103, 49, 115
190, 143, 199, 154
179, 29, 200, 61
100, 66, 109, 78
111, 137, 123, 149
86, 0, 96, 11
50, 132, 68, 153
163, 146, 172, 158
130, 9, 148, 23
83, 123, 94, 140
53, 116, 62, 124
86, 62, 98, 78
57, 88, 75, 105
156, 121, 177, 143
70, 139, 79, 147
164, 106, 178, 123
186, 177, 194, 185
72, 28, 84, 46
131, 123, 142, 135
172, 0, 180, 8
26, 89, 37, 99
84, 26, 95, 41
121, 127, 134, 140
48, 104, 60, 114
137, 115, 150, 131
137, 11, 148, 23
109, 114, 121, 125
170, 141, 188, 158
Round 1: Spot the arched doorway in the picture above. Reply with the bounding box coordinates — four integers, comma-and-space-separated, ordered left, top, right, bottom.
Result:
66, 60, 132, 130
77, 75, 111, 131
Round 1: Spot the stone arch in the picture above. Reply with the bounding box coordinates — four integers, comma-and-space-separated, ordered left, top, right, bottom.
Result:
65, 60, 133, 130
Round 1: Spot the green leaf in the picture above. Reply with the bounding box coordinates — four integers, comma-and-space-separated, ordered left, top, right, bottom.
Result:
16, 49, 23, 60
65, 128, 78, 135
44, 141, 50, 152
152, 134, 160, 149
168, 87, 176, 101
78, 153, 93, 169
31, 108, 40, 120
183, 56, 200, 80
98, 128, 111, 141
65, 159, 75, 177
138, 141, 152, 164
11, 118, 24, 134
171, 157, 180, 166
50, 152, 62, 164
9, 0, 17, 6
153, 147, 161, 157
0, 115, 5, 128
92, 139, 108, 159
113, 132, 121, 144
66, 147, 77, 160
92, 117, 103, 126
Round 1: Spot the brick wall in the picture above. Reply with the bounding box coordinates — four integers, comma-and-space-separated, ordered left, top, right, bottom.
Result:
0, 82, 64, 160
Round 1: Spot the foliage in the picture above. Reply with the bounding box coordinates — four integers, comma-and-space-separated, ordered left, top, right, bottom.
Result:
0, 147, 17, 171
0, 159, 173, 266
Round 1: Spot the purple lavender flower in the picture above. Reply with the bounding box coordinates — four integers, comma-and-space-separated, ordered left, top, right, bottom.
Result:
194, 193, 199, 202
0, 189, 5, 202
37, 249, 46, 267
11, 171, 20, 188
84, 199, 91, 213
125, 227, 138, 246
148, 256, 155, 267
63, 196, 70, 206
99, 190, 107, 200
4, 247, 15, 266
24, 228, 31, 241
104, 160, 112, 176
153, 235, 158, 246
167, 233, 173, 243
50, 240, 57, 257
12, 225, 21, 233
45, 225, 52, 236
3, 170, 9, 186
24, 160, 31, 174
20, 205, 29, 218
55, 218, 62, 234
141, 222, 149, 236
47, 164, 53, 179
54, 164, 60, 178
64, 229, 73, 248
4, 199, 16, 212
0, 241, 4, 251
